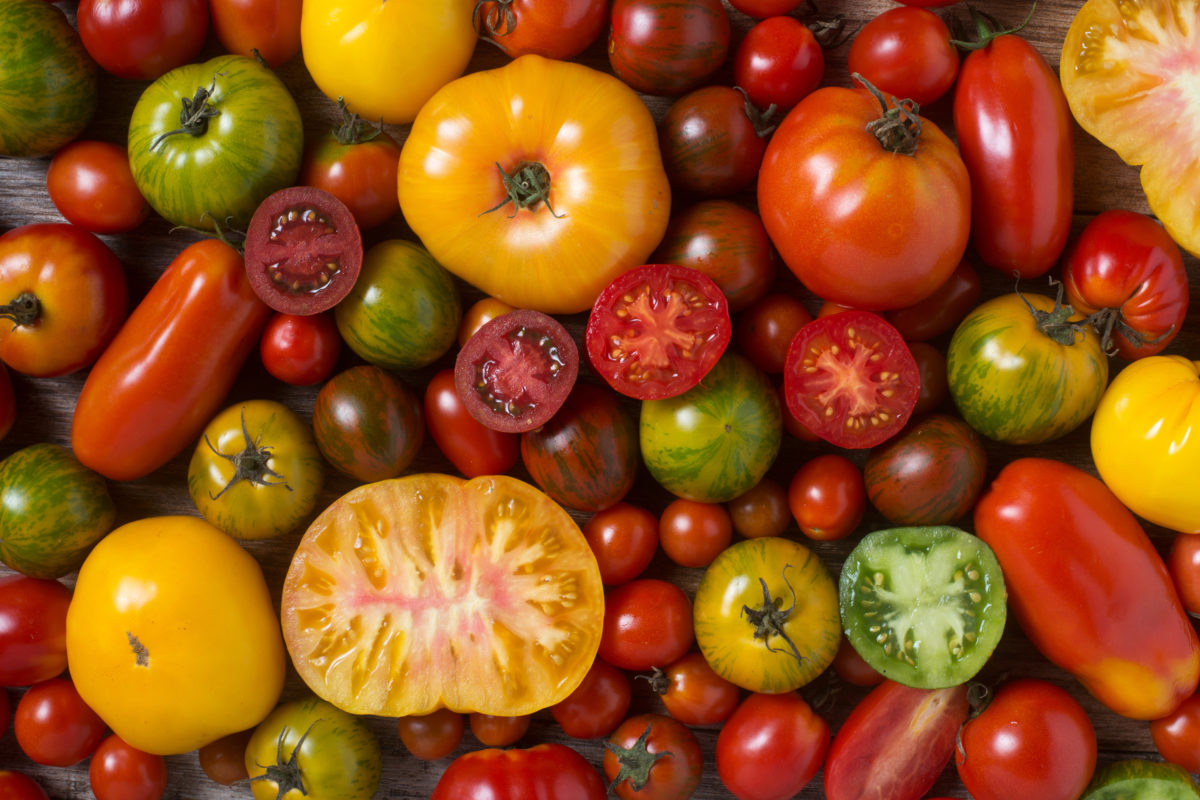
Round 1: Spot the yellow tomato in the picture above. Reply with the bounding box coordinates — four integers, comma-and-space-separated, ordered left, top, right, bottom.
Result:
65, 516, 286, 755
300, 0, 475, 125
1091, 355, 1200, 533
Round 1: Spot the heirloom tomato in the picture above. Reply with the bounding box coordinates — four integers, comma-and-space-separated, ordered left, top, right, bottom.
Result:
549, 657, 632, 739
66, 516, 287, 755
474, 0, 607, 60
469, 713, 531, 747
757, 83, 970, 310
398, 708, 464, 761
727, 478, 790, 540
735, 293, 812, 374
975, 458, 1200, 719
0, 574, 72, 686
14, 677, 107, 767
210, 0, 301, 67
431, 744, 607, 800
694, 537, 839, 693
581, 502, 659, 586
847, 6, 958, 107
1091, 355, 1200, 533
425, 369, 519, 478
127, 55, 303, 231
46, 141, 150, 234
1081, 760, 1200, 799
259, 311, 341, 387
281, 474, 604, 718
603, 713, 703, 800
787, 454, 866, 541
608, 0, 731, 96
198, 732, 251, 785
312, 365, 424, 483
1061, 0, 1200, 256
599, 579, 695, 672
398, 54, 671, 314
649, 651, 740, 726
77, 0, 208, 80
88, 734, 168, 800
1152, 692, 1200, 773
657, 86, 771, 198
716, 692, 829, 800
734, 16, 825, 112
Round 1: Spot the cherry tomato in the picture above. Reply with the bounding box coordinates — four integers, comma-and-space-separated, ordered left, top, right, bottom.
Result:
726, 478, 791, 539
1168, 533, 1200, 616
550, 657, 632, 740
197, 730, 252, 786
608, 0, 731, 96
0, 574, 72, 687
883, 260, 981, 342
89, 734, 168, 800
209, 0, 302, 67
582, 502, 660, 586
424, 368, 520, 478
648, 651, 740, 726
1151, 692, 1200, 773
716, 692, 829, 800
398, 708, 465, 761
727, 0, 805, 17
788, 454, 867, 541
909, 341, 949, 415
603, 713, 703, 800
259, 311, 341, 386
847, 6, 959, 107
0, 772, 49, 800
474, 0, 607, 60
734, 16, 825, 113
659, 498, 733, 568
14, 677, 108, 767
736, 293, 813, 374
77, 0, 208, 79
658, 86, 771, 197
598, 579, 695, 672
468, 714, 531, 748
46, 140, 149, 234
831, 635, 883, 687
457, 297, 515, 348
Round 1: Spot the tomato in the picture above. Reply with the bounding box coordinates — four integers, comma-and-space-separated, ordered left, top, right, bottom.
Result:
424, 369, 519, 479
77, 0, 207, 80
586, 263, 731, 400
210, 0, 301, 67
127, 55, 303, 232
694, 537, 839, 693
974, 458, 1200, 719
1152, 692, 1200, 773
399, 54, 671, 315
1082, 760, 1200, 798
603, 713, 703, 800
657, 86, 771, 198
727, 0, 804, 17
787, 454, 866, 541
89, 734, 168, 800
956, 678, 1097, 800
46, 140, 149, 234
474, 0, 607, 59
66, 516, 287, 755
1170, 533, 1200, 615
549, 657, 632, 739
197, 730, 252, 786
599, 579, 694, 672
468, 714, 531, 748
831, 635, 883, 687
840, 526, 1007, 688
0, 772, 49, 800
398, 708, 465, 761
282, 474, 604, 717
0, 575, 71, 687
608, 0, 731, 96
14, 677, 108, 766
659, 498, 733, 569
954, 18, 1074, 276
883, 260, 981, 342
0, 223, 127, 378
581, 502, 660, 586
187, 400, 325, 540
847, 6, 959, 107
758, 84, 970, 311
646, 651, 740, 726
1060, 0, 1200, 257
458, 298, 515, 348
909, 341, 948, 414
245, 696, 381, 800
1063, 208, 1189, 359
824, 680, 969, 800
0, 0, 97, 158
734, 16, 825, 112
302, 0, 474, 124
735, 293, 812, 374
259, 311, 342, 387
782, 310, 921, 449
431, 743, 607, 800
0, 363, 13, 442
726, 478, 790, 540
947, 290, 1109, 444
716, 692, 829, 800
71, 239, 272, 482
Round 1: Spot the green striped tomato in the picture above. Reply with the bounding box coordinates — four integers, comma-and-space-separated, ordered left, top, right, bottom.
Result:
0, 0, 97, 157
947, 291, 1108, 444
127, 54, 303, 231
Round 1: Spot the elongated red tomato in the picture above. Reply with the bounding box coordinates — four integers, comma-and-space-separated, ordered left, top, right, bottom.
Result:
71, 239, 271, 481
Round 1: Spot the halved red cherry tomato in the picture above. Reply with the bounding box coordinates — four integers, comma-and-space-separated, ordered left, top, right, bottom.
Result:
424, 368, 519, 478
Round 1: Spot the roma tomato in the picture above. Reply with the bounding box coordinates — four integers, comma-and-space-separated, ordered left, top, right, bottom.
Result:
716, 692, 829, 800
734, 16, 825, 112
424, 368, 519, 479
89, 735, 168, 800
550, 657, 632, 739
648, 651, 741, 726
0, 575, 71, 687
259, 311, 342, 387
599, 579, 694, 672
210, 0, 301, 67
608, 0, 731, 96
847, 6, 959, 107
14, 677, 107, 767
975, 458, 1200, 719
787, 454, 866, 541
603, 713, 703, 800
474, 0, 607, 59
1152, 692, 1200, 774
46, 140, 149, 234
431, 744, 606, 800
77, 0, 207, 80
71, 239, 272, 482
581, 502, 659, 586
312, 365, 424, 483
657, 86, 772, 198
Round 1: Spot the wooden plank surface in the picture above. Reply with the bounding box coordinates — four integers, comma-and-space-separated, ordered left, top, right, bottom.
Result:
1, 0, 1197, 797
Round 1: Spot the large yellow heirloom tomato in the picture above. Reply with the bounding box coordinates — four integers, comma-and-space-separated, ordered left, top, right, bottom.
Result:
300, 0, 475, 125
1091, 355, 1200, 534
1060, 0, 1200, 256
398, 54, 672, 315
65, 516, 286, 756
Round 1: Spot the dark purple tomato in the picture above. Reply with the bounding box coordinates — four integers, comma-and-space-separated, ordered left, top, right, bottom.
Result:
608, 0, 731, 96
312, 365, 424, 482
658, 86, 772, 198
884, 260, 981, 342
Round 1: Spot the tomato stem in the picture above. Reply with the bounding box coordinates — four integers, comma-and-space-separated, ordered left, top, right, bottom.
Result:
480, 161, 564, 218
250, 722, 316, 799
331, 96, 385, 146
741, 565, 808, 667
854, 73, 923, 156
1083, 303, 1174, 357
1016, 276, 1092, 347
473, 0, 516, 47
950, 2, 1037, 51
203, 407, 292, 500
0, 291, 41, 328
604, 722, 671, 792
149, 78, 221, 152
734, 86, 778, 139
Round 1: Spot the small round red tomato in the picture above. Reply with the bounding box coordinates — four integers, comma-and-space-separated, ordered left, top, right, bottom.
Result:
608, 0, 731, 96
77, 0, 207, 79
259, 311, 341, 386
468, 714, 531, 748
474, 0, 607, 59
604, 713, 703, 800
909, 341, 948, 415
847, 6, 959, 107
0, 772, 49, 800
1151, 692, 1200, 773
210, 0, 301, 67
550, 658, 632, 740
659, 498, 733, 568
648, 651, 740, 726
197, 730, 252, 786
737, 294, 813, 374
884, 260, 981, 342
727, 0, 805, 17
0, 575, 72, 687
956, 678, 1098, 800
89, 734, 168, 800
1169, 533, 1200, 616
788, 454, 866, 541
457, 297, 515, 348
398, 708, 465, 761
716, 692, 830, 800
726, 478, 791, 539
658, 87, 772, 197
424, 368, 519, 478
734, 16, 825, 113
599, 579, 695, 672
46, 140, 149, 234
832, 635, 883, 687
432, 744, 607, 800
582, 502, 660, 586
14, 678, 108, 767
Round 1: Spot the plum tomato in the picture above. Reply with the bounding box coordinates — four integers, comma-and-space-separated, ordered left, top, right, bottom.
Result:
646, 651, 741, 726
454, 308, 579, 434
243, 186, 363, 316
659, 498, 733, 568
397, 708, 465, 761
0, 574, 72, 687
424, 368, 519, 479
311, 365, 424, 482
585, 263, 731, 401
549, 657, 632, 740
1151, 692, 1200, 774
847, 6, 959, 107
258, 311, 341, 386
598, 579, 694, 672
581, 502, 660, 586
782, 310, 921, 449
89, 734, 168, 800
608, 0, 731, 96
726, 478, 791, 539
733, 16, 825, 113
14, 677, 108, 767
787, 454, 866, 541
603, 713, 703, 800
716, 692, 829, 800
46, 140, 149, 234
736, 293, 813, 374
883, 260, 981, 342
657, 86, 772, 198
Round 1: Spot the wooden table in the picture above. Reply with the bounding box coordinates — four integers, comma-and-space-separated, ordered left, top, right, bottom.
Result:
1, 0, 1196, 797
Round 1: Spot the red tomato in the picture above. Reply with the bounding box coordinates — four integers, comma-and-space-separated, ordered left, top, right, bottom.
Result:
953, 25, 1074, 277
474, 0, 607, 59
608, 0, 731, 96
424, 368, 520, 478
14, 677, 108, 767
46, 140, 149, 234
716, 692, 829, 800
431, 743, 607, 800
259, 311, 341, 386
733, 16, 825, 112
457, 297, 515, 348
736, 293, 813, 374
831, 635, 883, 687
847, 6, 959, 107
727, 0, 804, 16
0, 575, 71, 687
0, 362, 13, 442
398, 708, 465, 761
549, 658, 632, 740
1168, 533, 1200, 615
89, 734, 168, 800
726, 478, 791, 540
598, 579, 694, 672
468, 714, 531, 748
1062, 208, 1189, 359
209, 0, 301, 67
76, 0, 208, 79
788, 454, 866, 540
657, 87, 771, 198
0, 772, 49, 800
883, 260, 981, 342
196, 730, 252, 786
659, 498, 733, 568
649, 651, 740, 726
582, 502, 660, 586
1151, 692, 1200, 773
603, 713, 703, 800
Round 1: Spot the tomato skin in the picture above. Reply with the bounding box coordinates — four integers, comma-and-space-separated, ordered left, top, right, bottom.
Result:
727, 0, 804, 17
736, 294, 812, 374
1151, 692, 1200, 773
608, 0, 731, 96
259, 311, 342, 387
398, 708, 465, 761
652, 651, 741, 726
474, 0, 607, 60
469, 714, 531, 747
726, 478, 790, 540
1169, 533, 1200, 615
582, 502, 659, 586
77, 0, 208, 80
716, 692, 829, 800
299, 112, 402, 231
424, 369, 519, 479
0, 575, 71, 687
0, 771, 49, 800
847, 6, 959, 107
14, 677, 108, 767
431, 743, 607, 800
953, 32, 1074, 277
974, 458, 1200, 719
733, 16, 825, 112
71, 239, 271, 482
210, 0, 301, 67
657, 86, 768, 198
599, 579, 694, 672
550, 657, 632, 739
603, 713, 703, 800
458, 298, 515, 348
46, 140, 149, 234
831, 635, 883, 687
89, 734, 168, 800
884, 260, 981, 342
197, 730, 252, 786
658, 498, 733, 568
788, 454, 866, 541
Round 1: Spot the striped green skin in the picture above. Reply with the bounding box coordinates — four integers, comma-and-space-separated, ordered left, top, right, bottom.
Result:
521, 384, 639, 513
0, 0, 97, 157
1082, 759, 1200, 800
0, 443, 116, 579
946, 292, 1108, 445
640, 353, 781, 503
335, 240, 462, 371
127, 55, 302, 231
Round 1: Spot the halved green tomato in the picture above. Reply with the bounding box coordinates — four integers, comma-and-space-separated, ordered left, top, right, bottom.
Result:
280, 473, 604, 718
839, 526, 1007, 689
1082, 759, 1200, 799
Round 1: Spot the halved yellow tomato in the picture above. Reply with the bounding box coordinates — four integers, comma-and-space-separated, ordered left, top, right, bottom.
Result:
281, 473, 604, 717
1060, 0, 1200, 256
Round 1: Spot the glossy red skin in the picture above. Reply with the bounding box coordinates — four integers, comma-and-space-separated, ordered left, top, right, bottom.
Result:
884, 260, 981, 342
825, 680, 969, 800
549, 658, 632, 740
582, 502, 659, 586
608, 0, 730, 96
1151, 692, 1200, 773
77, 0, 207, 80
847, 6, 959, 107
1168, 533, 1200, 615
0, 363, 14, 444
954, 34, 1074, 277
658, 498, 733, 568
424, 368, 519, 478
46, 140, 149, 234
656, 651, 740, 726
89, 734, 168, 800
468, 714, 530, 748
474, 0, 607, 60
956, 678, 1097, 800
657, 87, 768, 198
727, 0, 804, 17
831, 635, 884, 687
0, 772, 50, 800
974, 458, 1200, 720
1062, 208, 1189, 359
734, 16, 825, 112
72, 239, 271, 481
209, 0, 301, 67
736, 294, 812, 374
598, 579, 694, 672
788, 454, 866, 541
603, 713, 703, 800
197, 731, 252, 786
716, 692, 829, 800
398, 709, 465, 761
312, 365, 425, 482
726, 478, 790, 539
14, 678, 108, 767
259, 311, 341, 386
431, 743, 607, 800
300, 126, 402, 231
0, 575, 71, 687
